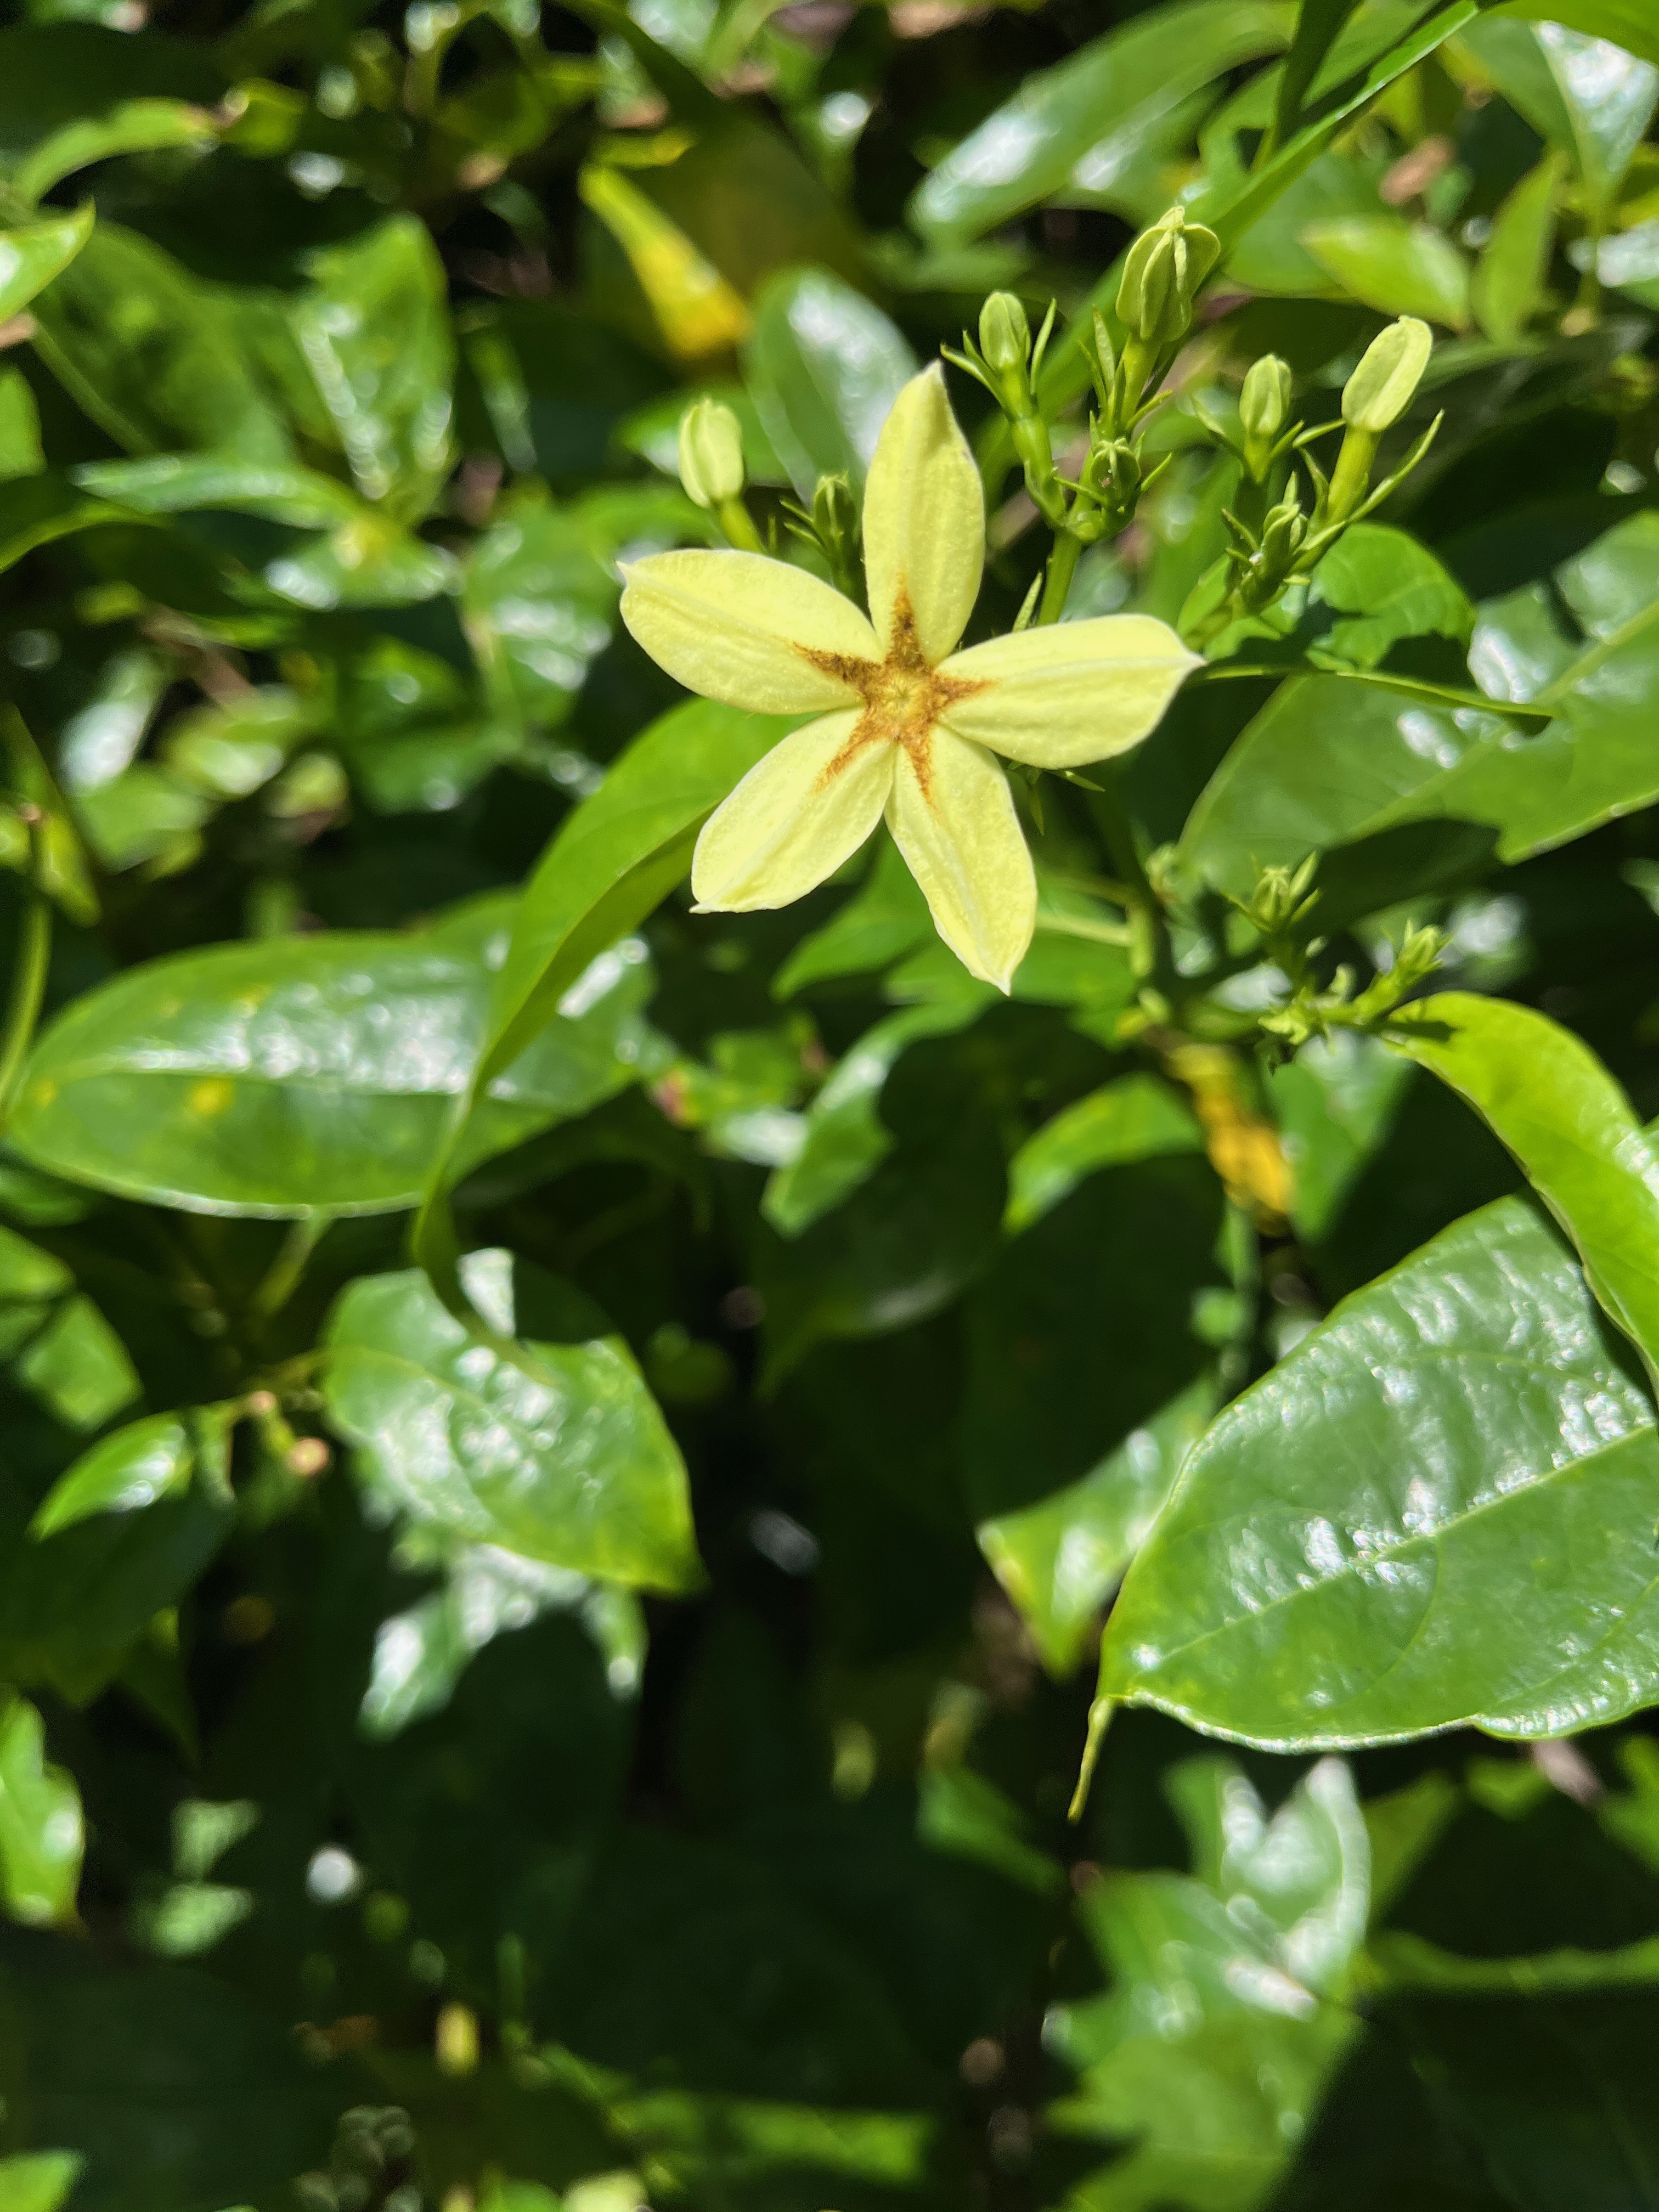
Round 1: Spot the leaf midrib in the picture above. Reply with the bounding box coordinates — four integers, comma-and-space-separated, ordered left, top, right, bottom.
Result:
1118, 1382, 1656, 1676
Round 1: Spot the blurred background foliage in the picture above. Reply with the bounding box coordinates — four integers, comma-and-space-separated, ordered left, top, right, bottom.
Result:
1, 0, 1658, 2206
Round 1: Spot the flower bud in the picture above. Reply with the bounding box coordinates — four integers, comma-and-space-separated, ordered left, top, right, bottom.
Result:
978, 291, 1030, 377
1239, 354, 1293, 448
1259, 488, 1307, 571
677, 397, 745, 509
1341, 317, 1432, 433
1117, 207, 1221, 348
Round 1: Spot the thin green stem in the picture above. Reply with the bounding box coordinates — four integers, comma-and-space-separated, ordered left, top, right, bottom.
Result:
250, 1213, 335, 1322
1036, 530, 1082, 625
716, 495, 764, 552
0, 865, 51, 1132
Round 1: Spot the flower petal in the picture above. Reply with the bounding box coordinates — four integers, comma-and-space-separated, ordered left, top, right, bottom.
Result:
886, 729, 1034, 992
862, 365, 984, 667
692, 710, 893, 911
621, 550, 881, 714
938, 613, 1200, 768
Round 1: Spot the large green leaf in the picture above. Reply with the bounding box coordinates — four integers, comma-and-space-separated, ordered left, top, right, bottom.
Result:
1386, 992, 1659, 1386
1487, 0, 1659, 69
1183, 510, 1659, 893
0, 1697, 82, 1932
483, 698, 788, 1082
742, 268, 916, 500
9, 919, 658, 1218
291, 216, 455, 521
1048, 1756, 1366, 2211
1097, 1195, 1659, 1748
1458, 15, 1657, 207
30, 223, 292, 464
1302, 215, 1471, 326
907, 0, 1293, 247
324, 1249, 701, 1593
462, 482, 698, 738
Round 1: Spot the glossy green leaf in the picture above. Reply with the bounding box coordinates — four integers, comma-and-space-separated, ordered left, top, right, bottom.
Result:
1303, 523, 1474, 670
463, 481, 697, 737
31, 222, 292, 464
1487, 0, 1658, 67
71, 454, 363, 528
361, 1538, 640, 1739
13, 100, 214, 205
1048, 1756, 1365, 2210
0, 1695, 82, 1930
324, 1248, 701, 1593
30, 1415, 196, 1540
292, 216, 454, 520
1470, 152, 1564, 343
980, 1378, 1215, 1678
9, 935, 479, 1217
1029, 0, 1482, 423
0, 206, 93, 325
1003, 1075, 1204, 1234
1386, 992, 1659, 1385
1302, 215, 1471, 326
484, 699, 789, 1082
1098, 1194, 1659, 1747
1459, 15, 1657, 207
908, 1, 1293, 247
10, 918, 658, 1218
0, 1223, 136, 1435
742, 268, 916, 500
1183, 510, 1659, 893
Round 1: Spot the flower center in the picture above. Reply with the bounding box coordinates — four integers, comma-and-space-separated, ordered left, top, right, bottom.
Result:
864, 659, 940, 749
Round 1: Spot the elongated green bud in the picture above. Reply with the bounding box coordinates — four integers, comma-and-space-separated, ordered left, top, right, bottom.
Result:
978, 291, 1030, 379
1341, 317, 1432, 434
677, 397, 746, 509
1117, 206, 1221, 348
1240, 355, 1293, 449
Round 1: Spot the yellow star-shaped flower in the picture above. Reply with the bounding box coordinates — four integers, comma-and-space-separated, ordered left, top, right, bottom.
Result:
620, 364, 1199, 990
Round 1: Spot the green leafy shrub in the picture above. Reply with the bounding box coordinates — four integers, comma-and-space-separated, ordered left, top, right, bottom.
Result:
1, 1, 1659, 2206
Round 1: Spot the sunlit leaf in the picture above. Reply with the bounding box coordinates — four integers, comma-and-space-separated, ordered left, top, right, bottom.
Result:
1098, 1195, 1659, 1747
324, 1248, 701, 1593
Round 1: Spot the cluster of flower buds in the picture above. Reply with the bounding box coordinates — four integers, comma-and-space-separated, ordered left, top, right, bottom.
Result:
1233, 854, 1320, 941
1208, 317, 1441, 634
944, 206, 1224, 624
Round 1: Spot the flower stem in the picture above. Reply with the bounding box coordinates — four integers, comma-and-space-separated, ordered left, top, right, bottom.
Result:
716, 495, 764, 552
1035, 530, 1081, 626
0, 864, 50, 1132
